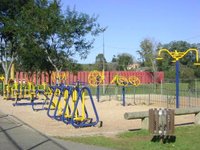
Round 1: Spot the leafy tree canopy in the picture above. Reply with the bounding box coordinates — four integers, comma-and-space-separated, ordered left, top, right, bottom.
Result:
95, 53, 107, 71
0, 0, 105, 82
115, 53, 134, 71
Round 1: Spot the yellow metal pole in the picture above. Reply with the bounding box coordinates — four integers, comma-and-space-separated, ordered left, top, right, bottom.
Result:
10, 64, 15, 80
64, 90, 70, 117
73, 90, 78, 119
81, 89, 85, 121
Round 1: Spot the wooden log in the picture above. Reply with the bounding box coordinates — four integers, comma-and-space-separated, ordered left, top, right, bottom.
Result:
124, 107, 200, 120
124, 111, 148, 120
175, 108, 200, 116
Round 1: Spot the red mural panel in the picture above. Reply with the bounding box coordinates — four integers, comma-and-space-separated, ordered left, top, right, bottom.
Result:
15, 71, 164, 85
15, 72, 19, 82
77, 72, 81, 81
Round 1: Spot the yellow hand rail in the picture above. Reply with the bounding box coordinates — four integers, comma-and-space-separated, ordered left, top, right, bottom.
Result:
157, 48, 200, 63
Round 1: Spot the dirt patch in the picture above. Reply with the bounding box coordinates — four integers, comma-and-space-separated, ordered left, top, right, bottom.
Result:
0, 96, 194, 137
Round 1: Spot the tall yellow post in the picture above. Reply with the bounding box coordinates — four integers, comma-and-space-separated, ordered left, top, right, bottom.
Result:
10, 64, 15, 80
81, 90, 85, 121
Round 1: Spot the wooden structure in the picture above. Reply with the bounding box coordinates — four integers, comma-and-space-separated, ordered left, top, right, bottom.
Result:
149, 108, 174, 136
124, 108, 200, 129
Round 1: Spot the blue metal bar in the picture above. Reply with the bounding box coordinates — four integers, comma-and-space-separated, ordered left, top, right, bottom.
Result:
176, 61, 179, 108
31, 90, 49, 111
122, 86, 125, 106
62, 86, 73, 124
96, 85, 100, 102
71, 86, 100, 128
53, 85, 67, 121
70, 87, 81, 127
47, 85, 57, 118
55, 86, 72, 121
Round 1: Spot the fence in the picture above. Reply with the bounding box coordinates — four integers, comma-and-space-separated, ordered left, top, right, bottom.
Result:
90, 79, 200, 108
11, 72, 200, 108
15, 71, 164, 85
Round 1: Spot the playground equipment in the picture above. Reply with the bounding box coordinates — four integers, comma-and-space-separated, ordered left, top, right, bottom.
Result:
2, 69, 102, 128
47, 81, 102, 128
111, 75, 140, 106
0, 75, 4, 81
88, 70, 104, 87
13, 81, 38, 106
3, 79, 16, 100
88, 70, 104, 102
111, 74, 129, 87
53, 85, 71, 121
47, 83, 68, 119
1, 77, 52, 107
51, 71, 68, 84
27, 82, 37, 99
156, 48, 200, 108
70, 86, 100, 128
6, 80, 49, 107
128, 76, 140, 87
31, 82, 52, 111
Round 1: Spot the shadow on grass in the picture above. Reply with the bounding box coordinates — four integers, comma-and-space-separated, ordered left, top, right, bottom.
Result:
151, 135, 176, 144
128, 128, 141, 132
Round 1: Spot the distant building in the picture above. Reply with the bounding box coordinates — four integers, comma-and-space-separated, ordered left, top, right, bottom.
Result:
127, 63, 140, 70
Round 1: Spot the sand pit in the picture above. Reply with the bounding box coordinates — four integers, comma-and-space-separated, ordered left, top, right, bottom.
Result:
0, 96, 195, 137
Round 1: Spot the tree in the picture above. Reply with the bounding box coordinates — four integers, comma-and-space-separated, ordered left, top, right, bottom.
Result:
137, 38, 161, 83
115, 53, 134, 71
0, 0, 29, 83
17, 0, 69, 82
30, 3, 104, 83
0, 0, 57, 82
194, 66, 200, 78
1, 0, 104, 84
81, 64, 95, 71
95, 53, 107, 71
106, 62, 118, 71
16, 39, 54, 81
137, 38, 159, 72
111, 55, 117, 63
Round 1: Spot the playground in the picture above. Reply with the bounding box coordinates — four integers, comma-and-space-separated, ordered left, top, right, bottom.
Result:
1, 1, 200, 149
0, 95, 194, 137
0, 66, 200, 150
0, 67, 199, 138
0, 66, 199, 139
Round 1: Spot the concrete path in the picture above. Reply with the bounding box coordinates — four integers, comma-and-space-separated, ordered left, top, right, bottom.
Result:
0, 111, 114, 150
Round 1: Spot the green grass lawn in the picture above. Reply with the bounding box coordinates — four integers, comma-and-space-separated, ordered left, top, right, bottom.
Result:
57, 125, 200, 150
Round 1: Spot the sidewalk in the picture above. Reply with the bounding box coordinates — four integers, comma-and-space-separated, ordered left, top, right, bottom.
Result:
0, 111, 113, 150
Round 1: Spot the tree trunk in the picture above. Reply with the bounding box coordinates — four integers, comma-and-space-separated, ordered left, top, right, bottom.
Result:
46, 55, 61, 85
4, 72, 9, 84
1, 56, 14, 84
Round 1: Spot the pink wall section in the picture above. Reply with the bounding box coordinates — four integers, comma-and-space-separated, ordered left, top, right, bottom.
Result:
15, 71, 164, 85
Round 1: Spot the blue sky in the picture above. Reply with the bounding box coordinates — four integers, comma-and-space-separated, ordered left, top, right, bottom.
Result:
61, 0, 200, 64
